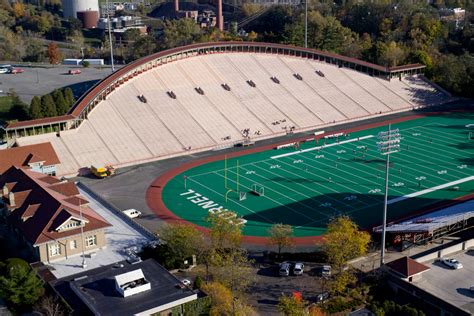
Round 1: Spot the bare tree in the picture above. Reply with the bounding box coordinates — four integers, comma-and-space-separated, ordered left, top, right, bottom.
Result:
33, 294, 66, 316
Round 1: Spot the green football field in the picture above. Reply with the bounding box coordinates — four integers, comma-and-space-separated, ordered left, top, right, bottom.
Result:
161, 113, 474, 238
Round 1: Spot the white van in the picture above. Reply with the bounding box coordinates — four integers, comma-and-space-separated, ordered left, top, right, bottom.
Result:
122, 208, 142, 218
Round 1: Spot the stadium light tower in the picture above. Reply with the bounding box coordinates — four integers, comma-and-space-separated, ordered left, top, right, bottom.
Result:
377, 124, 401, 266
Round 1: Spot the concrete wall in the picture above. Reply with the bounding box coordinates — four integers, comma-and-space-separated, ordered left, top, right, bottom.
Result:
38, 229, 106, 263
414, 238, 474, 263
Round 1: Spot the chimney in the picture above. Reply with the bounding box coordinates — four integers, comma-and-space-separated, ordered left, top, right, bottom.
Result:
217, 0, 223, 31
8, 192, 15, 207
174, 0, 179, 12
2, 185, 8, 196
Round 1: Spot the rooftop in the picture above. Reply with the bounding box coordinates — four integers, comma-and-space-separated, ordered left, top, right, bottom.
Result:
0, 142, 60, 174
0, 167, 110, 246
52, 259, 197, 316
412, 250, 474, 314
385, 256, 430, 278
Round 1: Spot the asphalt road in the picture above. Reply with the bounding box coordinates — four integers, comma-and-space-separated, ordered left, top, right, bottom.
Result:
0, 64, 115, 103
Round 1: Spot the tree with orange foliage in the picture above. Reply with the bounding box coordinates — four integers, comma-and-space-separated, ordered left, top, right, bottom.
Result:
47, 42, 61, 65
12, 2, 26, 18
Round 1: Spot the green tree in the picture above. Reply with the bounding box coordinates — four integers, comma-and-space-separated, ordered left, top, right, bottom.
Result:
24, 40, 44, 62
204, 211, 254, 298
0, 259, 44, 306
278, 294, 307, 316
63, 88, 75, 107
41, 94, 57, 117
158, 223, 204, 265
29, 96, 43, 119
8, 91, 29, 121
377, 41, 406, 67
268, 223, 293, 256
161, 18, 203, 49
52, 90, 68, 115
320, 216, 371, 273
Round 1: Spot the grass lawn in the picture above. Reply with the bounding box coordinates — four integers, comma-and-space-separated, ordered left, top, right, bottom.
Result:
161, 113, 474, 238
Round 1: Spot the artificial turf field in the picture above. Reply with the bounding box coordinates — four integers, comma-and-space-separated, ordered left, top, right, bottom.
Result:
158, 113, 474, 240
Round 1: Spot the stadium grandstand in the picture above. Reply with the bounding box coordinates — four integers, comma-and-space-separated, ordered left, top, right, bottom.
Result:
1, 42, 452, 176
374, 199, 474, 246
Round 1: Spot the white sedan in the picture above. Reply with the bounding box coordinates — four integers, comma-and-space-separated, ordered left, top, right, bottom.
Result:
440, 258, 463, 269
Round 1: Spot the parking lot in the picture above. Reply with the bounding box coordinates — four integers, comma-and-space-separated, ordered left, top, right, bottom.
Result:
174, 262, 327, 315
0, 64, 116, 103
413, 250, 474, 314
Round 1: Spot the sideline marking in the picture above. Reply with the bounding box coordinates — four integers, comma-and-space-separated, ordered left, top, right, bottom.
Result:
271, 135, 374, 159
388, 176, 474, 205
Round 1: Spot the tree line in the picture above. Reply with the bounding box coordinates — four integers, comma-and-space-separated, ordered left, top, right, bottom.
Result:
29, 87, 75, 119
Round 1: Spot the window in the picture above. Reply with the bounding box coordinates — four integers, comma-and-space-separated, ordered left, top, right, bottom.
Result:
50, 243, 61, 257
85, 235, 97, 247
70, 240, 77, 250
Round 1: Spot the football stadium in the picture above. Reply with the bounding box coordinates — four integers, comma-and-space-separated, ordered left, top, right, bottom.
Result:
3, 42, 472, 244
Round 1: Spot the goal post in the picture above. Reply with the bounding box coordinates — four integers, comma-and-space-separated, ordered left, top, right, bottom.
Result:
251, 184, 265, 196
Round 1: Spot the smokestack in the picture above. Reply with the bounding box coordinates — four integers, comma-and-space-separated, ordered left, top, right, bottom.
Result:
217, 0, 223, 31
174, 0, 179, 12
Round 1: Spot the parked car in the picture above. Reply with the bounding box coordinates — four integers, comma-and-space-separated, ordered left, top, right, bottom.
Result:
0, 68, 8, 74
293, 262, 304, 276
317, 265, 331, 277
10, 68, 24, 74
279, 262, 291, 277
122, 208, 142, 219
68, 69, 82, 75
181, 279, 191, 286
440, 258, 463, 269
316, 291, 329, 303
470, 285, 474, 293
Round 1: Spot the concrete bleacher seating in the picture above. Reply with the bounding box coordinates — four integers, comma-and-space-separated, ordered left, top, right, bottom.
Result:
15, 53, 450, 176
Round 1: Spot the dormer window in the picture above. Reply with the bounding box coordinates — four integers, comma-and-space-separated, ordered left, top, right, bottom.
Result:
58, 219, 83, 231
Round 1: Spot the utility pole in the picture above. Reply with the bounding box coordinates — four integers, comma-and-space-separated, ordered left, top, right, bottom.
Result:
304, 0, 308, 48
106, 0, 115, 72
377, 124, 401, 266
79, 199, 87, 268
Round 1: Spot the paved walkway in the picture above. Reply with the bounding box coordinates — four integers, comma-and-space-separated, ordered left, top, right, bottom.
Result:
47, 188, 151, 279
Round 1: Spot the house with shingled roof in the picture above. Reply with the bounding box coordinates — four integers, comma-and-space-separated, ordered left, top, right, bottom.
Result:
0, 166, 110, 263
0, 142, 60, 175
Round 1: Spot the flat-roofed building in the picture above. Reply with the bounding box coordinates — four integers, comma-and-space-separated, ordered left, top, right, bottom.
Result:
52, 259, 199, 315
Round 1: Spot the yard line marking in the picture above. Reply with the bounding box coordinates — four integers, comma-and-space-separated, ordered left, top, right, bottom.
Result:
213, 171, 324, 223
388, 176, 474, 205
229, 165, 335, 217
394, 136, 472, 178
270, 135, 375, 159
270, 158, 379, 205
299, 149, 412, 194
249, 162, 354, 209
356, 138, 464, 185
186, 176, 275, 223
